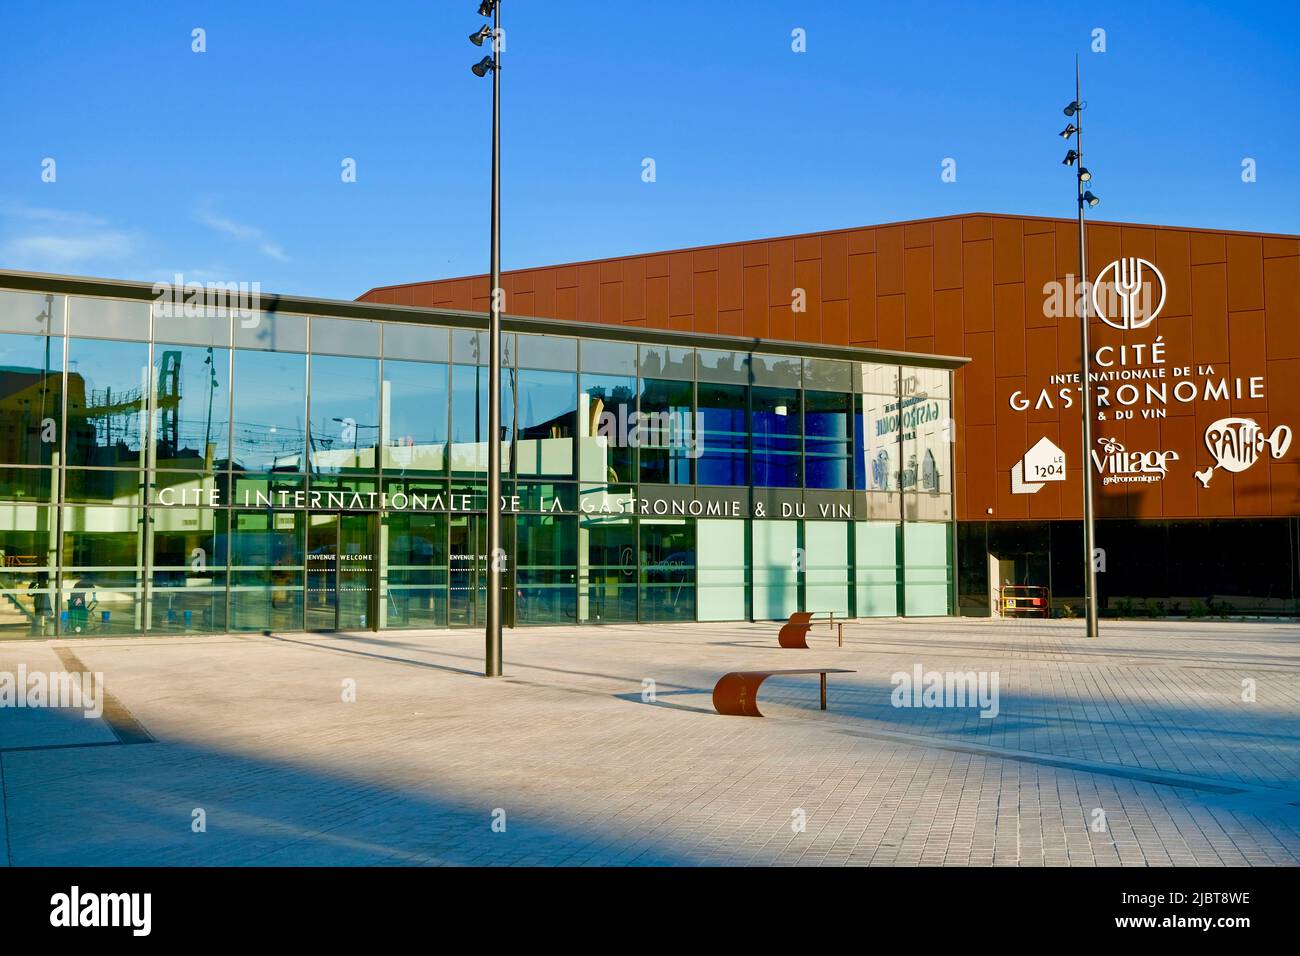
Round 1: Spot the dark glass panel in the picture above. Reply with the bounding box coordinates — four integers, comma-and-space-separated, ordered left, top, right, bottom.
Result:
697, 382, 746, 487
64, 469, 143, 506
580, 515, 637, 623
805, 389, 850, 490
0, 332, 63, 466
639, 518, 695, 622
0, 467, 53, 502
515, 513, 576, 624
638, 378, 692, 484
751, 386, 801, 488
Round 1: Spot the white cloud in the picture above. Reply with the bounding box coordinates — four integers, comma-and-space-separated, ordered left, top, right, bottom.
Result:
0, 204, 136, 270
195, 209, 288, 262
5, 232, 134, 264
0, 204, 110, 228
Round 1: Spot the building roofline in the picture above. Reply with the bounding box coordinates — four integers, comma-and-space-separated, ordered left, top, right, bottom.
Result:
357, 210, 1300, 298
0, 268, 970, 371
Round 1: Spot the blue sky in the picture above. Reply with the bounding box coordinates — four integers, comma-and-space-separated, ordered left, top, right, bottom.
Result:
1, 1, 1296, 300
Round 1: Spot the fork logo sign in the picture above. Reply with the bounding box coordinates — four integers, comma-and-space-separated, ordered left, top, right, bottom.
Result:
1092, 257, 1166, 330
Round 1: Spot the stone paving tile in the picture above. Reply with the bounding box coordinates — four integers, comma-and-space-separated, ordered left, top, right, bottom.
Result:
0, 619, 1297, 866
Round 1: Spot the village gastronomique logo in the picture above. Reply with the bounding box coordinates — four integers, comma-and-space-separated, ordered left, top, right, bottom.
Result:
1090, 437, 1178, 486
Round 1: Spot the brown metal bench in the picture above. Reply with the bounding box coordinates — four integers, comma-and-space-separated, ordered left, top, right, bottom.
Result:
777, 610, 836, 648
712, 668, 857, 717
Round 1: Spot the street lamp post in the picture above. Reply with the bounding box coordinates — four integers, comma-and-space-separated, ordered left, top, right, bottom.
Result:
1061, 57, 1101, 638
470, 1, 503, 675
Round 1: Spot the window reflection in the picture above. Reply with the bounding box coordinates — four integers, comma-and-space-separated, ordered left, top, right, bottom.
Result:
232, 350, 306, 472
752, 386, 801, 488
66, 339, 149, 466
639, 378, 692, 484
858, 392, 897, 491
698, 382, 746, 487
0, 332, 63, 466
383, 360, 448, 475
450, 364, 513, 473
229, 510, 304, 632
153, 345, 229, 470
805, 390, 850, 489
516, 370, 575, 478
309, 355, 379, 475
579, 374, 635, 484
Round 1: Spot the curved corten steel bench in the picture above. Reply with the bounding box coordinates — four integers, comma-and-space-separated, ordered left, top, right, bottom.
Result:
713, 668, 856, 717
777, 611, 837, 648
778, 612, 815, 648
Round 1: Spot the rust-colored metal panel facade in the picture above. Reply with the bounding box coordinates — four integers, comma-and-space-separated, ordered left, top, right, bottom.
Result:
359, 212, 1300, 523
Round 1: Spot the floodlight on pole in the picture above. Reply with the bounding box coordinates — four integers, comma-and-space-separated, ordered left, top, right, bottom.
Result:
468, 0, 505, 676
1061, 58, 1100, 639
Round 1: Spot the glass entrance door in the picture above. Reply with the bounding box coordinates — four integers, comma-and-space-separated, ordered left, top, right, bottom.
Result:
449, 514, 515, 628
449, 514, 485, 627
305, 512, 376, 631
338, 513, 375, 630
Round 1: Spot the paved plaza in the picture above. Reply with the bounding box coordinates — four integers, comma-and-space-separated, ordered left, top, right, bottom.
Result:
1, 618, 1298, 866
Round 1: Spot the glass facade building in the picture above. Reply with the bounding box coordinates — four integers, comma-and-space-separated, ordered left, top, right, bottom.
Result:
0, 276, 962, 638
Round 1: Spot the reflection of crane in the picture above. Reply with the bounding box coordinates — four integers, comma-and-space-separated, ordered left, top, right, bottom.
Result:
84, 385, 146, 451
158, 350, 181, 455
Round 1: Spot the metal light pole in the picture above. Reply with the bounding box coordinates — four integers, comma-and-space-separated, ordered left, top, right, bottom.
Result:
1063, 57, 1100, 638
471, 2, 504, 675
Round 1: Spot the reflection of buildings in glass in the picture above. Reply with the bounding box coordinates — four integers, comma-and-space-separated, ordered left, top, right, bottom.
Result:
0, 362, 62, 464
0, 279, 966, 637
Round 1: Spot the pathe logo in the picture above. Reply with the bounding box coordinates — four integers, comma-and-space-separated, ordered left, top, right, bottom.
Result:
1092, 257, 1166, 331
1195, 417, 1292, 487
